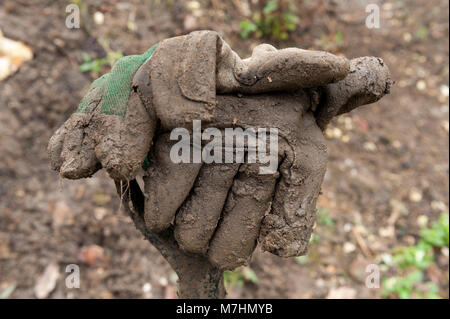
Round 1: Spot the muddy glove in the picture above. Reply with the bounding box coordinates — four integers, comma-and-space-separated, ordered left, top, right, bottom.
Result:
49, 31, 391, 270
48, 45, 158, 180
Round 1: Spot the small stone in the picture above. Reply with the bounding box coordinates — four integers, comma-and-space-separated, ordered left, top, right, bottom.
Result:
94, 207, 108, 220
417, 215, 428, 228
343, 242, 356, 254
186, 1, 200, 10
333, 128, 342, 138
159, 277, 168, 286
392, 140, 402, 149
142, 282, 152, 292
343, 223, 352, 233
363, 141, 377, 151
416, 80, 426, 91
403, 33, 412, 42
409, 189, 423, 202
379, 226, 395, 238
325, 128, 334, 138
186, 1, 202, 16
381, 253, 394, 266
94, 12, 104, 25
142, 282, 152, 298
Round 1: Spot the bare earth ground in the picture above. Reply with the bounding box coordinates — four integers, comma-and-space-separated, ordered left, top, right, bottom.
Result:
0, 0, 448, 298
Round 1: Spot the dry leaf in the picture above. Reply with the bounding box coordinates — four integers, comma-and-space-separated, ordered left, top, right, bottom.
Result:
0, 29, 33, 80
34, 262, 60, 299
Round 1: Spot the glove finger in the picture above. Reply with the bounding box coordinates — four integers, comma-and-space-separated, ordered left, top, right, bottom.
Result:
217, 43, 350, 94
244, 48, 350, 92
315, 56, 391, 130
49, 75, 107, 179
58, 113, 101, 179
259, 112, 327, 257
174, 162, 240, 255
143, 133, 202, 233
94, 90, 155, 181
207, 161, 278, 270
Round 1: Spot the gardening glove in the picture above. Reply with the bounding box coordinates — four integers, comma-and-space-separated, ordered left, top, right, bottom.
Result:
49, 30, 391, 271
48, 45, 158, 181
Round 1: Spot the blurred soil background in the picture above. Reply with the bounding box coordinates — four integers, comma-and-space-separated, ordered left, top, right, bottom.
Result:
0, 0, 448, 299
